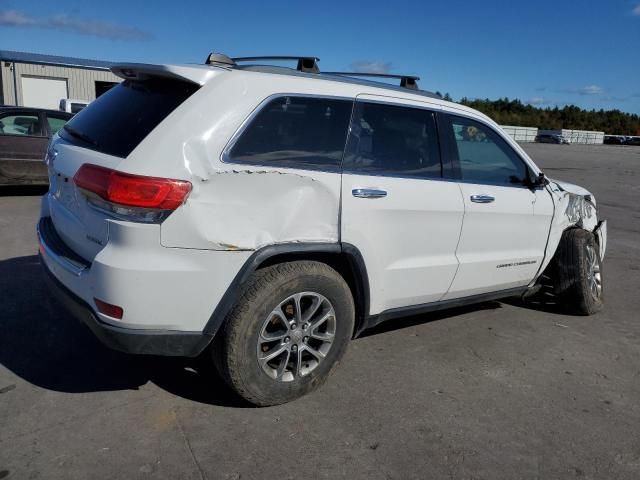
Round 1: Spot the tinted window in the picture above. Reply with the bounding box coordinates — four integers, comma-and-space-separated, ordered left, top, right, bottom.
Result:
46, 113, 70, 135
59, 78, 199, 158
70, 103, 86, 114
228, 96, 352, 170
446, 115, 528, 185
342, 102, 441, 178
0, 113, 42, 136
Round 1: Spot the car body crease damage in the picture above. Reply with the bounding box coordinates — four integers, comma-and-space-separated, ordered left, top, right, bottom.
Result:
161, 169, 338, 251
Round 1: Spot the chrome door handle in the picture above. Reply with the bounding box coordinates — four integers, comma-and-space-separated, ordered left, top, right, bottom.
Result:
470, 194, 495, 203
352, 188, 387, 199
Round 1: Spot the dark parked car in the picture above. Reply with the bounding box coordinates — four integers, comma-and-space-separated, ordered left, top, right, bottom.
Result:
626, 137, 640, 146
0, 107, 72, 185
535, 133, 570, 144
604, 135, 626, 145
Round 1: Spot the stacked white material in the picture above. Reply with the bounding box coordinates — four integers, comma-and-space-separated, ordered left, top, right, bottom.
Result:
500, 125, 539, 142
538, 129, 605, 144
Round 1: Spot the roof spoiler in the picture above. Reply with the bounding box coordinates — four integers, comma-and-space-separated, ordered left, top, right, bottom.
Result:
111, 63, 216, 86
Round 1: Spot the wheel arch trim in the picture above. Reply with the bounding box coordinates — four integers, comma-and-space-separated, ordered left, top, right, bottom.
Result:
202, 242, 371, 340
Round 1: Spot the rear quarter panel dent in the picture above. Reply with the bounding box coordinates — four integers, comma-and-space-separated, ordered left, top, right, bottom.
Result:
161, 169, 340, 250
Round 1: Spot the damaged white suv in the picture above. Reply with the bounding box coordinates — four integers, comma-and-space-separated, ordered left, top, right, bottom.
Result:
38, 54, 607, 405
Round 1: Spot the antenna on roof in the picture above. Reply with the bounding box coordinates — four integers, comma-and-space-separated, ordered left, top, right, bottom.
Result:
322, 72, 420, 90
231, 56, 320, 73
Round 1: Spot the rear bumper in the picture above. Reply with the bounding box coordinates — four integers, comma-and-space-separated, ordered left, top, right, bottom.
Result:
41, 257, 211, 356
37, 210, 251, 356
37, 203, 252, 332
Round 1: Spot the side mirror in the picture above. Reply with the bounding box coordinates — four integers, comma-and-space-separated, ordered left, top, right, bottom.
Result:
524, 171, 547, 188
535, 172, 547, 186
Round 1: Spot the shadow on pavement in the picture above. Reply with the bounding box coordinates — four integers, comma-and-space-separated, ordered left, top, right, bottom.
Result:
502, 295, 569, 315
502, 272, 570, 316
357, 301, 505, 338
359, 284, 573, 338
1, 255, 568, 407
0, 185, 49, 197
0, 255, 251, 408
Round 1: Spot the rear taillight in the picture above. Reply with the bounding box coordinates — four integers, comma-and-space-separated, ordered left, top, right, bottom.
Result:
74, 164, 192, 210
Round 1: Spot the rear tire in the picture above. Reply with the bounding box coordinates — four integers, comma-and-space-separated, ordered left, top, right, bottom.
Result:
213, 261, 355, 406
555, 229, 603, 315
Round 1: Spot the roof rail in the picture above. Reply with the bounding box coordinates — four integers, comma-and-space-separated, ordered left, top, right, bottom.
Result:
322, 72, 420, 90
204, 53, 422, 91
232, 56, 320, 73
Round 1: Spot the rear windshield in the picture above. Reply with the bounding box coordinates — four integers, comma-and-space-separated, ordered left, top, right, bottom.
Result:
60, 78, 199, 158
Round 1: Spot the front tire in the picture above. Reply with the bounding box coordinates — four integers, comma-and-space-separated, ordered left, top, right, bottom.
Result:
213, 261, 355, 406
555, 229, 604, 315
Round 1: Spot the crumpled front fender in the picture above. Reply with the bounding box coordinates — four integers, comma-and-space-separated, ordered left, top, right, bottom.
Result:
533, 179, 605, 283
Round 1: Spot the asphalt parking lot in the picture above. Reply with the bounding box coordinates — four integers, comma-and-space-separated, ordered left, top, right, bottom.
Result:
1, 143, 639, 479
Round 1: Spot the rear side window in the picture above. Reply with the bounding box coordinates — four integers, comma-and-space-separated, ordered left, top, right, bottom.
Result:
227, 96, 352, 171
59, 78, 199, 158
444, 115, 528, 186
342, 102, 441, 178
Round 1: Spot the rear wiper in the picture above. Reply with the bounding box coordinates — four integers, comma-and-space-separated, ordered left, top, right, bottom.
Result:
63, 125, 99, 147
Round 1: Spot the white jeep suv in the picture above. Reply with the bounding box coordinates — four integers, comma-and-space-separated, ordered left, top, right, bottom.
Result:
38, 54, 607, 405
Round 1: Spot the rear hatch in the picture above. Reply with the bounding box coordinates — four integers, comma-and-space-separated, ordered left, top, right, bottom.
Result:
47, 73, 200, 261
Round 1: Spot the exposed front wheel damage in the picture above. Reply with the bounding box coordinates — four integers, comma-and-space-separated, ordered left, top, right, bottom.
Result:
530, 228, 604, 315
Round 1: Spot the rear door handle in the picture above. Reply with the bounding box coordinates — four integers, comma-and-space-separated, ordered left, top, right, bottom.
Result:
470, 194, 495, 203
352, 188, 387, 199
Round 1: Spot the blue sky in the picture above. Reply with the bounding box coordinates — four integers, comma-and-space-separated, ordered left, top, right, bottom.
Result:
1, 0, 639, 113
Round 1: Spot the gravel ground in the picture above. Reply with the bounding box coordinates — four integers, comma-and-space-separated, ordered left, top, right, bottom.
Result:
1, 144, 639, 480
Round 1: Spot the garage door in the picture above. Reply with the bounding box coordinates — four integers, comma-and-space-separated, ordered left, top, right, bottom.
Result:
21, 76, 68, 110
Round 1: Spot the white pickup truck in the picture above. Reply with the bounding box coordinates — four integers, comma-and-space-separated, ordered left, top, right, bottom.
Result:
58, 98, 89, 114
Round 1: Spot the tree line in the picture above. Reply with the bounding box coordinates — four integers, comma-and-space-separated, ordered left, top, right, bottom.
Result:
435, 94, 640, 135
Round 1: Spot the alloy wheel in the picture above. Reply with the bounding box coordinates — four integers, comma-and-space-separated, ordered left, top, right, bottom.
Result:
257, 292, 336, 382
586, 244, 602, 300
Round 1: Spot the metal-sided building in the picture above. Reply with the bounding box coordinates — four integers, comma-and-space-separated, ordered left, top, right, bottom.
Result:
0, 50, 121, 110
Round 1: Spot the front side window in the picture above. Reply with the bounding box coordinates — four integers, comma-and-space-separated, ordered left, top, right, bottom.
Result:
445, 115, 528, 186
342, 102, 441, 178
0, 113, 42, 136
227, 96, 353, 171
